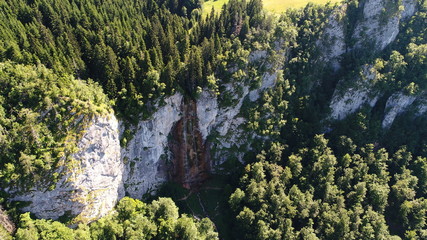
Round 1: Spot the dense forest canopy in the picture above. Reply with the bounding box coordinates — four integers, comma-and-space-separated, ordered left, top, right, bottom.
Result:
0, 0, 426, 239
0, 0, 280, 122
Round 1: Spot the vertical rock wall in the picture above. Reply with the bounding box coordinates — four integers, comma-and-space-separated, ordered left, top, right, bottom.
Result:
318, 0, 418, 69
7, 0, 421, 223
122, 93, 183, 199
317, 5, 347, 71
330, 65, 380, 120
10, 114, 123, 223
326, 0, 418, 120
382, 92, 417, 128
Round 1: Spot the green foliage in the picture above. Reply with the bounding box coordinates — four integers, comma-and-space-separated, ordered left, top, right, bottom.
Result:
14, 197, 218, 240
0, 0, 281, 122
229, 134, 427, 239
1, 1, 427, 240
15, 213, 75, 240
0, 225, 12, 240
0, 61, 110, 190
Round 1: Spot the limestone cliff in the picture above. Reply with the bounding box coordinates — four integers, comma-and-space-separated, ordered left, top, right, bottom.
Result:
317, 5, 347, 70
9, 0, 422, 224
197, 48, 285, 166
6, 94, 185, 222
122, 93, 183, 199
382, 92, 427, 128
330, 69, 427, 129
382, 92, 417, 128
330, 65, 380, 120
9, 114, 123, 223
318, 0, 418, 69
121, 48, 283, 191
327, 0, 418, 121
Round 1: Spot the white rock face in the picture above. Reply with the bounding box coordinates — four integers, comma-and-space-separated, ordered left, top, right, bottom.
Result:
7, 1, 419, 222
249, 50, 268, 62
417, 99, 427, 116
122, 93, 182, 199
195, 83, 251, 165
215, 83, 250, 137
353, 0, 417, 51
382, 92, 417, 128
330, 89, 379, 120
249, 70, 278, 101
318, 0, 417, 69
327, 0, 418, 121
11, 114, 123, 223
6, 42, 285, 222
352, 0, 398, 50
197, 50, 284, 165
317, 5, 347, 70
193, 49, 282, 166
402, 0, 417, 19
11, 94, 184, 220
330, 65, 380, 120
197, 90, 218, 141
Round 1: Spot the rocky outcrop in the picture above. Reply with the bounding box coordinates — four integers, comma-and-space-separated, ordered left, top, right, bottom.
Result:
195, 50, 284, 166
381, 92, 427, 128
196, 84, 249, 165
8, 94, 184, 221
353, 0, 397, 50
6, 44, 284, 223
402, 0, 417, 19
355, 0, 418, 49
382, 92, 417, 128
11, 114, 123, 223
353, 0, 417, 50
318, 0, 417, 69
122, 93, 182, 199
0, 207, 14, 234
249, 69, 279, 101
330, 65, 380, 120
417, 98, 427, 116
9, 0, 419, 223
325, 0, 419, 121
330, 71, 426, 128
317, 5, 347, 70
197, 90, 218, 141
209, 84, 250, 165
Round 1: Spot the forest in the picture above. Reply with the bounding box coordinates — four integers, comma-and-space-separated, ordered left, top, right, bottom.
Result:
0, 0, 426, 239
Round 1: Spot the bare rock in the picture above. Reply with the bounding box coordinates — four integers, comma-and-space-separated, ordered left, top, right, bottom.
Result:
122, 93, 183, 198
11, 114, 123, 223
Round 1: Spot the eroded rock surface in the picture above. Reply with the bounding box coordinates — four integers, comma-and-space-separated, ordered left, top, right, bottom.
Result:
0, 207, 14, 234
330, 65, 380, 120
318, 0, 417, 69
382, 92, 417, 128
11, 114, 123, 223
122, 93, 183, 199
317, 5, 347, 70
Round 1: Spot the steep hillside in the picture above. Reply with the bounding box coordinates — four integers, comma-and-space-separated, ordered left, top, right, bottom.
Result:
0, 0, 426, 239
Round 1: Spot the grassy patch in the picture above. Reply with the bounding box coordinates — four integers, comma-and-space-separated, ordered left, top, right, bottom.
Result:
202, 0, 341, 16
202, 0, 229, 16
264, 0, 341, 12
